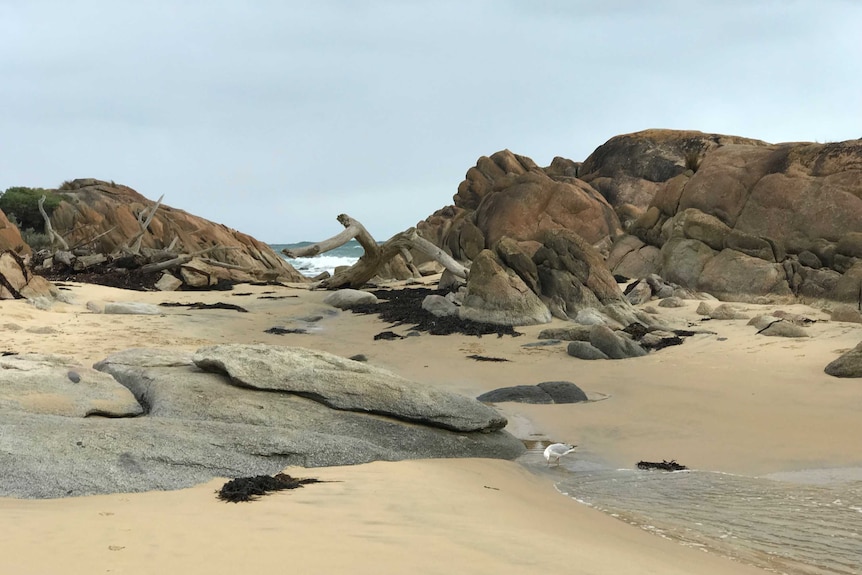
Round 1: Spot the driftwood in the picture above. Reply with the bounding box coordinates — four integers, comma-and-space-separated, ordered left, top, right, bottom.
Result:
138, 246, 228, 274
124, 194, 164, 254
283, 214, 468, 290
38, 195, 69, 250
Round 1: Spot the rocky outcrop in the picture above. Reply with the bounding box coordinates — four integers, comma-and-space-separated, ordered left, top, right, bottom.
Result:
46, 179, 306, 283
604, 134, 862, 303
418, 150, 623, 263
578, 129, 769, 216
0, 346, 524, 498
472, 169, 621, 248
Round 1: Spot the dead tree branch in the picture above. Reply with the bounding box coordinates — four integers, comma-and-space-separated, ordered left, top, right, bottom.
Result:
38, 195, 69, 250
139, 246, 231, 274
289, 214, 469, 290
124, 194, 164, 254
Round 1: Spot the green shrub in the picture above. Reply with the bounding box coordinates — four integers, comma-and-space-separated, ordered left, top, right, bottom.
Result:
21, 229, 53, 250
0, 187, 63, 231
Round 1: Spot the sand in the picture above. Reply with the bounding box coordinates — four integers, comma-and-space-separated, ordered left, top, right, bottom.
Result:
2, 279, 861, 574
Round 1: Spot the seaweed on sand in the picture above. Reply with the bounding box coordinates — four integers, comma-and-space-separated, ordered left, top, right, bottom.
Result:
217, 473, 323, 503
350, 288, 522, 337
637, 460, 688, 471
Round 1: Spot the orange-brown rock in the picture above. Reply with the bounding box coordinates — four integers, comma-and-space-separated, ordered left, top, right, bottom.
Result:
48, 179, 306, 283
0, 209, 29, 255
579, 129, 769, 211
473, 170, 621, 248
419, 151, 622, 262
606, 135, 862, 303
1, 250, 57, 300
454, 150, 538, 211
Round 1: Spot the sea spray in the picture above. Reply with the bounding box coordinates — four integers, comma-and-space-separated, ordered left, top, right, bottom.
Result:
271, 240, 363, 277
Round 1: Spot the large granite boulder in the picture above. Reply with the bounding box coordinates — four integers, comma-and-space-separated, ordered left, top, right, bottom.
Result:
191, 344, 506, 432
0, 250, 60, 300
0, 346, 524, 498
578, 129, 769, 212
453, 149, 539, 211
46, 179, 306, 283
604, 133, 862, 304
472, 169, 621, 248
533, 228, 629, 320
459, 249, 552, 326
417, 150, 623, 262
0, 209, 29, 254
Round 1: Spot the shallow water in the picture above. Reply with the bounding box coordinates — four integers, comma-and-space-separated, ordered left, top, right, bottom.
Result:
523, 447, 862, 574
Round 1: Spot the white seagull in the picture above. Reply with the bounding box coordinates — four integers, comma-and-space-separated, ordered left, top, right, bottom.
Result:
543, 443, 577, 466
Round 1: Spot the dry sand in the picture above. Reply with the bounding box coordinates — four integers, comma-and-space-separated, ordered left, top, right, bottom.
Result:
2, 279, 861, 574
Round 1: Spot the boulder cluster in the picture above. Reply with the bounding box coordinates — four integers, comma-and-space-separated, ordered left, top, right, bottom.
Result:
418, 131, 862, 311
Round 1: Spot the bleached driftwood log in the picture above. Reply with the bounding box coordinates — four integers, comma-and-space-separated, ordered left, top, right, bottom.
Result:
38, 195, 69, 250
283, 214, 468, 290
124, 194, 164, 254
138, 246, 227, 274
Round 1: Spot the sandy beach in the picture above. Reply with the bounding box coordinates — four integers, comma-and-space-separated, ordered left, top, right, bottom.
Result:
2, 279, 861, 574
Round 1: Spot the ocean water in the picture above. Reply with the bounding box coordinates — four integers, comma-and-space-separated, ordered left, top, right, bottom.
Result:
523, 446, 862, 575
271, 240, 363, 278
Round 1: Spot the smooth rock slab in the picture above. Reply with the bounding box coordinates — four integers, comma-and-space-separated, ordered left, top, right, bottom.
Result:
0, 347, 527, 498
192, 344, 507, 432
0, 353, 143, 417
103, 302, 162, 315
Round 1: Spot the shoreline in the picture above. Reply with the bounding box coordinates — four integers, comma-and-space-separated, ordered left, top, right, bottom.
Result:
2, 279, 861, 573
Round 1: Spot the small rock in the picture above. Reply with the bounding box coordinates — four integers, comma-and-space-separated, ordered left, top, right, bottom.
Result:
421, 294, 460, 318
824, 341, 862, 377
658, 297, 685, 308
758, 321, 809, 338
829, 306, 862, 324
710, 303, 748, 320
323, 289, 379, 309
566, 341, 610, 360
589, 325, 647, 359
696, 301, 713, 315
155, 273, 183, 292
104, 302, 162, 315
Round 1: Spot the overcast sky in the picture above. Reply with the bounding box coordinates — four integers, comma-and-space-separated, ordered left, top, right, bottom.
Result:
2, 1, 860, 243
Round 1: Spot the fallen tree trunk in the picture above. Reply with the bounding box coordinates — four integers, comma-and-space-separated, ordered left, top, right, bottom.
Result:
284, 214, 469, 290
138, 246, 227, 274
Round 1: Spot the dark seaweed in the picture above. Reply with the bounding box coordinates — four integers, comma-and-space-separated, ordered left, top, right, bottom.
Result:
217, 473, 323, 503
350, 288, 522, 338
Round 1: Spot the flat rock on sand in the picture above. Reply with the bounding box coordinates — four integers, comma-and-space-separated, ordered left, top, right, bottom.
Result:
192, 343, 506, 432
0, 346, 524, 498
0, 353, 142, 417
